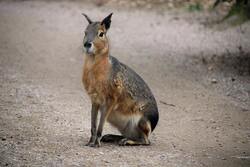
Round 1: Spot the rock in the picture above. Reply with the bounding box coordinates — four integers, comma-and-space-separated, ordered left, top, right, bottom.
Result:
211, 78, 217, 84
208, 66, 213, 71
242, 108, 249, 112
103, 160, 110, 163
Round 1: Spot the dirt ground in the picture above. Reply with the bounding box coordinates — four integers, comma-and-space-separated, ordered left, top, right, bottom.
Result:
0, 0, 250, 167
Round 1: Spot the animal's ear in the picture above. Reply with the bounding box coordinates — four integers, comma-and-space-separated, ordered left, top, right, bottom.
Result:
101, 13, 113, 30
82, 13, 92, 24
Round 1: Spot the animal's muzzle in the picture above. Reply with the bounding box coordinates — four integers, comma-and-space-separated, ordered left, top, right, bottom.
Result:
84, 42, 92, 49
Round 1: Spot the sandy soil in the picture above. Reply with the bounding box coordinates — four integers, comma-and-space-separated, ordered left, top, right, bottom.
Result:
0, 1, 250, 166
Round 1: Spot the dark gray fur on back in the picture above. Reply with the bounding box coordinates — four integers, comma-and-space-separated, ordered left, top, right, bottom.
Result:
109, 56, 155, 102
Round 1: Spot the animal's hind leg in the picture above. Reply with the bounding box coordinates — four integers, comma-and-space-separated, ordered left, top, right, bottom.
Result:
119, 118, 151, 146
118, 137, 150, 146
101, 134, 125, 143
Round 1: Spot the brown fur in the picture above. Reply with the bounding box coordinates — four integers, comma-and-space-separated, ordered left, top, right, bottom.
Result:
82, 56, 109, 101
82, 55, 140, 115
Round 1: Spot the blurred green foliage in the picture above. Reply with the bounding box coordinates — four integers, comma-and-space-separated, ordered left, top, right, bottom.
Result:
188, 2, 203, 12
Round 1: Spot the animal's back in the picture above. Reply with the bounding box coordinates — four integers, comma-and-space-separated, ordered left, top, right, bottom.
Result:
108, 56, 159, 131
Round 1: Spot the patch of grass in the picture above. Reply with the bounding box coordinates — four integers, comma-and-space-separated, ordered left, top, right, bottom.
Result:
188, 2, 203, 12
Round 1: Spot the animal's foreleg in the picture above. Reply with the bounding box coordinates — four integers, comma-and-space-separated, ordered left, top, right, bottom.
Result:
86, 103, 99, 146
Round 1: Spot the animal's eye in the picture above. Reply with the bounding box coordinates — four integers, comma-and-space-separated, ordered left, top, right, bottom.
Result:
99, 32, 104, 38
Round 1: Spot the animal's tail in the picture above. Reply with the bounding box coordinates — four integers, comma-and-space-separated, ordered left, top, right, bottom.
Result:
146, 106, 159, 132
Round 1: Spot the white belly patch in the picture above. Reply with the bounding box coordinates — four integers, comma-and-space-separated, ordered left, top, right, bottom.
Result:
107, 111, 142, 137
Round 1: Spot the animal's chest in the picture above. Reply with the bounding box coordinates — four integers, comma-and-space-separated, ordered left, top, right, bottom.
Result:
82, 58, 110, 103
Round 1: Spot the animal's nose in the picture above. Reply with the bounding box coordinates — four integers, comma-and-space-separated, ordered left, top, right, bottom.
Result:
84, 42, 92, 48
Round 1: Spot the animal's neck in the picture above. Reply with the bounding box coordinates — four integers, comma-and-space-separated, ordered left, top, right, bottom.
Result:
95, 49, 109, 63
83, 48, 111, 85
86, 45, 110, 65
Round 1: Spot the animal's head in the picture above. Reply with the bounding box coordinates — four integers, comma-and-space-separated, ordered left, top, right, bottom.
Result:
82, 13, 113, 56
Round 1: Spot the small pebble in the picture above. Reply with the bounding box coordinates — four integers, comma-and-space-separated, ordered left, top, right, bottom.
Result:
211, 78, 217, 84
208, 66, 213, 71
103, 160, 110, 163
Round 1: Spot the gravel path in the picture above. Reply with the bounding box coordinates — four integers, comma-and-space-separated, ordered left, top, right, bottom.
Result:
0, 1, 250, 166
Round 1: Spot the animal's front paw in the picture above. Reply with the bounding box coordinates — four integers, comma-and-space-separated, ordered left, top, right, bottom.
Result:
85, 141, 94, 146
87, 138, 101, 147
89, 141, 101, 147
85, 136, 95, 146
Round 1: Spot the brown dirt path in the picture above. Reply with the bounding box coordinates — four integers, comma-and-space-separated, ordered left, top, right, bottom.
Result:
0, 1, 250, 166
